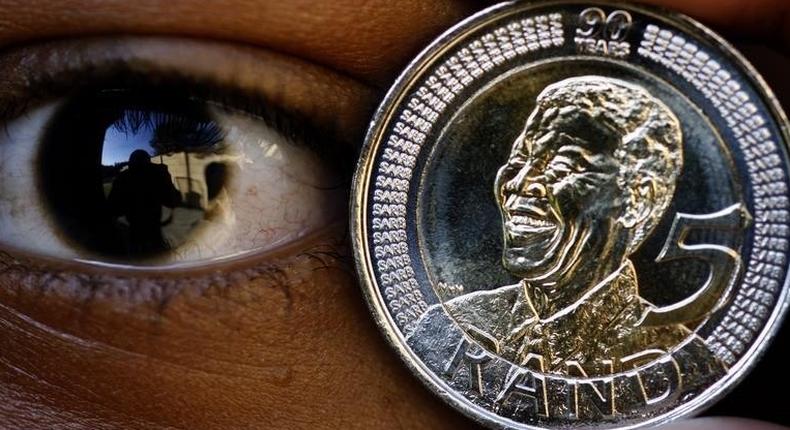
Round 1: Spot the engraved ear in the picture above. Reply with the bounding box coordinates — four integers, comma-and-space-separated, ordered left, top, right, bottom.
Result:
620, 175, 655, 229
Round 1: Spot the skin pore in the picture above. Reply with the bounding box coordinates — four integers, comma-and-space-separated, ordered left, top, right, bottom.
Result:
0, 0, 787, 429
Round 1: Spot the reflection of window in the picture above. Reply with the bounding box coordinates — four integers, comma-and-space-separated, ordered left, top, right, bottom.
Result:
151, 152, 238, 210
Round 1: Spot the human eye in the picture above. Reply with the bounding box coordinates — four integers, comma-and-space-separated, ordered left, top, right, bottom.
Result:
0, 38, 371, 268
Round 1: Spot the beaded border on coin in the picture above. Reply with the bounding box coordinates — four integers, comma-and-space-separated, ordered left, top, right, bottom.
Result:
351, 1, 790, 428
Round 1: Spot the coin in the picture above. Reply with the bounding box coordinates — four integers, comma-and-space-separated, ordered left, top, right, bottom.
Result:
351, 1, 790, 428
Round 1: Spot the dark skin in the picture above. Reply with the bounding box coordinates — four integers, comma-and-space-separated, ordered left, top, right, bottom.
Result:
0, 0, 787, 429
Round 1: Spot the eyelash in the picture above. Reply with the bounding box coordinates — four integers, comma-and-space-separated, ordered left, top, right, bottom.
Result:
2, 66, 352, 177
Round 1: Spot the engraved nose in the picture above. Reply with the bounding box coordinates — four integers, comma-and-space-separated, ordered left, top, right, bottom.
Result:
524, 182, 547, 198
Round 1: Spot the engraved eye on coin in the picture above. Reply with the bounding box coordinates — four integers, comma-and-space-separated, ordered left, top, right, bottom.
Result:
351, 1, 789, 428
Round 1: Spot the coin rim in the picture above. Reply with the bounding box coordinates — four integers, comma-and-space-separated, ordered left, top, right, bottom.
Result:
350, 1, 790, 428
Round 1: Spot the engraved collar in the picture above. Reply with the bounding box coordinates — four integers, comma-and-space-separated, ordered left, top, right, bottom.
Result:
522, 260, 639, 324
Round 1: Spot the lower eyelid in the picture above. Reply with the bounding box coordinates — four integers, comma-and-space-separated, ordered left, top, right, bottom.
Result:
0, 222, 350, 315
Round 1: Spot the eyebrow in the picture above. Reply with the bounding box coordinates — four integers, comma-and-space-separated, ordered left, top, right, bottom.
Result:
555, 144, 600, 165
556, 144, 593, 157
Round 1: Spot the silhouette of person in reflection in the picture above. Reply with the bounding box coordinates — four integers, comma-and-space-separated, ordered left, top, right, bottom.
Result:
107, 149, 182, 255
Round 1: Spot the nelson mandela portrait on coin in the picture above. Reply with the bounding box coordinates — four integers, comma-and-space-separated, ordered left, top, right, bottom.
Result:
409, 76, 723, 376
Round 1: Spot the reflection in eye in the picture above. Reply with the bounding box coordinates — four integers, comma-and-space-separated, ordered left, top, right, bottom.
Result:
0, 87, 345, 266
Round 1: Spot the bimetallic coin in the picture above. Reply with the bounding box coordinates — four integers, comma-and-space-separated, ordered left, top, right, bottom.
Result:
351, 1, 790, 429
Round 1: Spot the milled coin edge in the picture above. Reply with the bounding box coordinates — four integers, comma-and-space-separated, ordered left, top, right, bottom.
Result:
349, 1, 790, 429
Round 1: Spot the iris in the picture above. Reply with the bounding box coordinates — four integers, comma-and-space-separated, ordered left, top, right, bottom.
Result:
39, 91, 233, 261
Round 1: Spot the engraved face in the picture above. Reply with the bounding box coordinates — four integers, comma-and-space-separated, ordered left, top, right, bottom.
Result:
495, 119, 621, 280
494, 76, 683, 282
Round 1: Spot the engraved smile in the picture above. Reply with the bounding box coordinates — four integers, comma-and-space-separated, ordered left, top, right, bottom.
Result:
509, 215, 554, 228
506, 213, 558, 236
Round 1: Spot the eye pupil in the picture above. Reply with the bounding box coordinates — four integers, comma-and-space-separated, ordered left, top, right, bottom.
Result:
39, 91, 234, 262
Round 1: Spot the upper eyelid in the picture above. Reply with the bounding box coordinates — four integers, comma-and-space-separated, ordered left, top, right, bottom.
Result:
2, 60, 318, 147
0, 37, 380, 181
0, 36, 375, 145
